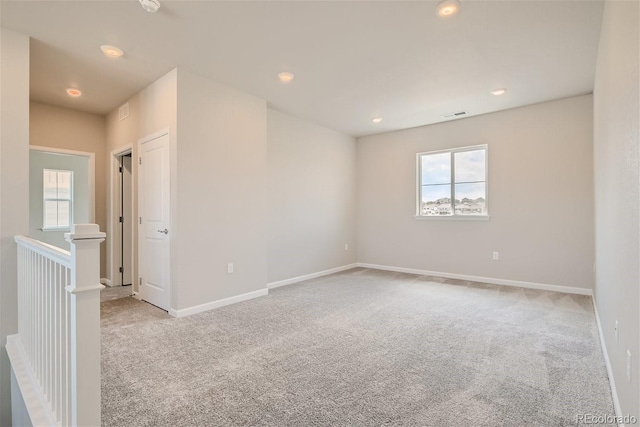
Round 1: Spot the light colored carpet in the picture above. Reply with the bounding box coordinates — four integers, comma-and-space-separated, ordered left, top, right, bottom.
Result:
100, 285, 133, 303
101, 268, 615, 426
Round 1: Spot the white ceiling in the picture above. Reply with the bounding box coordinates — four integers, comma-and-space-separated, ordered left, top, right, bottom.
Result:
1, 1, 604, 137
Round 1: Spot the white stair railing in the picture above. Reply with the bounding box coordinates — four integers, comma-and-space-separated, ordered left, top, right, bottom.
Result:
6, 224, 105, 427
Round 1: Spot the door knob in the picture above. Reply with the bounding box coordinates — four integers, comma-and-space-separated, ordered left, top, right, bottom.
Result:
157, 229, 168, 235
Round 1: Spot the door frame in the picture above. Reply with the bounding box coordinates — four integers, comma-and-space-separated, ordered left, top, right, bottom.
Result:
30, 145, 96, 223
137, 128, 171, 310
108, 145, 134, 288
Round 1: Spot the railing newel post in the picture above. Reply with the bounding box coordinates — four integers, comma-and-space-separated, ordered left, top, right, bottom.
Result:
64, 224, 105, 427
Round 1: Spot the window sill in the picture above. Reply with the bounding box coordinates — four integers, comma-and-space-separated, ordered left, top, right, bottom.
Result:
414, 215, 490, 221
40, 228, 71, 232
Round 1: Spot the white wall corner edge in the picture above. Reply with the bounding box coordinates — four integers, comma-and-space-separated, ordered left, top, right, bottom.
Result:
356, 263, 593, 296
267, 263, 359, 289
100, 278, 113, 287
168, 288, 269, 318
592, 297, 624, 425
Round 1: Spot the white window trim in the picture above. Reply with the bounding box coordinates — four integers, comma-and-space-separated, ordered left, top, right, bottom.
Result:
416, 144, 489, 220
31, 145, 95, 224
42, 169, 74, 231
413, 214, 490, 221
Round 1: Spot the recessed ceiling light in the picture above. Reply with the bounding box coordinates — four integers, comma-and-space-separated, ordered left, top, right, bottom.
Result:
372, 117, 383, 124
491, 88, 507, 96
278, 72, 295, 83
139, 0, 161, 13
66, 88, 82, 97
436, 0, 460, 18
100, 45, 124, 58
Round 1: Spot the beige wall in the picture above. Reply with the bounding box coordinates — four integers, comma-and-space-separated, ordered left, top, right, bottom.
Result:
105, 68, 177, 294
267, 109, 357, 283
593, 0, 639, 417
107, 67, 268, 313
357, 95, 595, 290
29, 101, 107, 276
175, 69, 267, 310
0, 27, 30, 426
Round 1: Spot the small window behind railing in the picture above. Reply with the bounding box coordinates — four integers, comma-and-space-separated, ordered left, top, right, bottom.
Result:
43, 169, 73, 230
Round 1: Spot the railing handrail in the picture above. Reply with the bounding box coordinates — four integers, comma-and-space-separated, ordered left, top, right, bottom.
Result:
14, 235, 71, 268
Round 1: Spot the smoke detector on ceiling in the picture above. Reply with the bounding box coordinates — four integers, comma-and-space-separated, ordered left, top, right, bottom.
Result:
139, 0, 161, 13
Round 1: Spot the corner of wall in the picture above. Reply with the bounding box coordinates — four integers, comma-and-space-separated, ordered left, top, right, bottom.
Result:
592, 0, 640, 418
0, 26, 31, 426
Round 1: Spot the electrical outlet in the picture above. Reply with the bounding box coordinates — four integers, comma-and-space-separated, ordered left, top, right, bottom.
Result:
615, 320, 619, 344
227, 263, 234, 274
344, 243, 349, 251
627, 350, 632, 382
492, 252, 499, 261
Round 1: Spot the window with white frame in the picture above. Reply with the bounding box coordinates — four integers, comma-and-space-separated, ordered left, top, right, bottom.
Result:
417, 145, 487, 217
43, 169, 73, 229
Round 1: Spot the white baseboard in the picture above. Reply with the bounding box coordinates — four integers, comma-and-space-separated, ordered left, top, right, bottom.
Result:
132, 291, 141, 301
168, 288, 269, 318
100, 278, 113, 287
592, 297, 624, 425
267, 263, 358, 289
356, 263, 593, 296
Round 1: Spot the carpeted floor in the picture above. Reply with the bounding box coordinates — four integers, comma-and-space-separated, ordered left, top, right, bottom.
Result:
101, 285, 133, 303
101, 268, 615, 426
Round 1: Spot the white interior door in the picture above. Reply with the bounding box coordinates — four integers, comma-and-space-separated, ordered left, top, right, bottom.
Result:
138, 131, 170, 311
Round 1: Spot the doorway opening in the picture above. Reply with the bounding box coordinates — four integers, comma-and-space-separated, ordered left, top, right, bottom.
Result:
110, 147, 134, 292
119, 153, 133, 287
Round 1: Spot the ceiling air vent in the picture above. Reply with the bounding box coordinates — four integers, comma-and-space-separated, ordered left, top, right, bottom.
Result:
440, 110, 468, 119
118, 103, 130, 121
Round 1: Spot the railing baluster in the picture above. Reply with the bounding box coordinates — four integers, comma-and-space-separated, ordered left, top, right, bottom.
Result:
55, 263, 58, 419
55, 265, 59, 425
44, 257, 49, 404
30, 250, 35, 369
56, 262, 61, 424
40, 254, 45, 394
60, 264, 67, 427
17, 246, 22, 352
64, 266, 71, 426
47, 258, 53, 407
37, 253, 41, 385
31, 250, 34, 369
27, 249, 31, 366
26, 248, 30, 365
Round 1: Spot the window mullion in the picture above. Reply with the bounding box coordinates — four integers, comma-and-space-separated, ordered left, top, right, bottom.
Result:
417, 155, 421, 215
450, 152, 455, 215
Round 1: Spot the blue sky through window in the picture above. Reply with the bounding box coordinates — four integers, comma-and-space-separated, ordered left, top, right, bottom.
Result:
455, 182, 485, 200
455, 150, 485, 183
421, 152, 450, 185
421, 185, 451, 203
